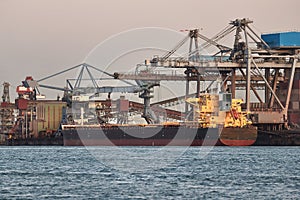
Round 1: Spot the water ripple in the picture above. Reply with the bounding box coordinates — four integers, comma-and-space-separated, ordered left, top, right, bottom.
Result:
0, 146, 299, 199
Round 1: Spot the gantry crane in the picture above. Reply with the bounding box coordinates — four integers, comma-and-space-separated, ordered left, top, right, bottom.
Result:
115, 18, 300, 129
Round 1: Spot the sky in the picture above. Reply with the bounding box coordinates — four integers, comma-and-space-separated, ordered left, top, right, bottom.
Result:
0, 0, 300, 99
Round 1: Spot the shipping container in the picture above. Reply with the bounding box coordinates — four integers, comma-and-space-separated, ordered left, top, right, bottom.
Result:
35, 101, 66, 137
261, 32, 300, 49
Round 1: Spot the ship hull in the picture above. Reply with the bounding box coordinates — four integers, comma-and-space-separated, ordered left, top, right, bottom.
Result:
253, 129, 300, 146
220, 126, 257, 146
3, 137, 63, 146
62, 125, 257, 146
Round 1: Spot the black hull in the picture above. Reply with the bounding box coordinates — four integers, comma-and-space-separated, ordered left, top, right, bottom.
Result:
220, 126, 257, 146
62, 125, 257, 146
3, 137, 63, 146
254, 129, 300, 146
63, 125, 221, 146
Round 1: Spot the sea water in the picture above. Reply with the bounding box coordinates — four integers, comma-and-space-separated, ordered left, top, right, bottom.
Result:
0, 146, 299, 199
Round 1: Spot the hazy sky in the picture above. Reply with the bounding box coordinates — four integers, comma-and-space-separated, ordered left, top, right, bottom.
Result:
1, 0, 300, 99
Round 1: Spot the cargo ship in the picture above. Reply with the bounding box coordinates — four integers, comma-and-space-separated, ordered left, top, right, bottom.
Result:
62, 93, 257, 146
62, 124, 256, 146
0, 78, 257, 147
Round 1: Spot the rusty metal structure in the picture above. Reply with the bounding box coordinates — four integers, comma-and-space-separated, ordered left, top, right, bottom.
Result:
0, 82, 15, 142
115, 18, 300, 131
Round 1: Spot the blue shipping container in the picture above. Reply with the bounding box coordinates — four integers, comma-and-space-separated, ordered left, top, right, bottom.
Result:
261, 32, 300, 48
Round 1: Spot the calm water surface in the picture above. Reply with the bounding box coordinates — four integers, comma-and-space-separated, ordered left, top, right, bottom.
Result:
0, 146, 299, 199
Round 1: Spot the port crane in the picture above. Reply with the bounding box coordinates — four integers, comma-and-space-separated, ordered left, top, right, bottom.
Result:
115, 18, 300, 130
17, 63, 143, 102
14, 18, 300, 130
114, 27, 235, 123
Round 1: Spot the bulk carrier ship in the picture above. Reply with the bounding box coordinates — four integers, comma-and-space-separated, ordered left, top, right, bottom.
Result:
62, 93, 257, 146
